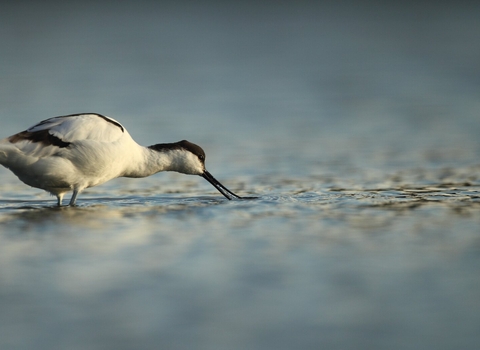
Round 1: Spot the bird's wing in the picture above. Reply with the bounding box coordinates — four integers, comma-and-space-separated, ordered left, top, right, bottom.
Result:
25, 113, 125, 143
4, 113, 125, 158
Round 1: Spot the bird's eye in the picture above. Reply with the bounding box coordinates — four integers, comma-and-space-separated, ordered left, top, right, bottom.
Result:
198, 155, 205, 162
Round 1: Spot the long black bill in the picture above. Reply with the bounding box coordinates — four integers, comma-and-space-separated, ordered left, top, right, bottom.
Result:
201, 170, 242, 200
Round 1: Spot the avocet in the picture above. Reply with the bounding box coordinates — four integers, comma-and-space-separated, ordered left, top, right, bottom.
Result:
0, 113, 242, 206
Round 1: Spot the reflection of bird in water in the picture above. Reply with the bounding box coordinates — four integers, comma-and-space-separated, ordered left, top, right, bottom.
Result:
0, 113, 242, 206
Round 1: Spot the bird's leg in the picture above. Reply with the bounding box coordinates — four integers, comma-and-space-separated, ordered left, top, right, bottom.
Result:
69, 190, 79, 206
56, 193, 64, 206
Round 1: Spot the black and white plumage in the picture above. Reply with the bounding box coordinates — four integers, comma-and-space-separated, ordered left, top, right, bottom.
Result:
0, 113, 242, 206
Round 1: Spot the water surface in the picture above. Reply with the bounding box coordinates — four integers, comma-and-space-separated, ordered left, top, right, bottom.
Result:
1, 2, 480, 349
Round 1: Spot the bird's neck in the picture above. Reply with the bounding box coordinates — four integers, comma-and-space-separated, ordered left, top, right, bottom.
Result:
122, 146, 176, 178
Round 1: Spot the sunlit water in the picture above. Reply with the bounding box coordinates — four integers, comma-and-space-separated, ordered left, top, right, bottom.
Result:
1, 2, 480, 350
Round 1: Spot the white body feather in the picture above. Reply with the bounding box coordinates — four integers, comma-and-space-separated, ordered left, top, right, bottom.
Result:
0, 113, 207, 205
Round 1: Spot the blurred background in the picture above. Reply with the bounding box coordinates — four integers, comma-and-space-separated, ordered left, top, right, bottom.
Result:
0, 1, 479, 349
2, 1, 479, 170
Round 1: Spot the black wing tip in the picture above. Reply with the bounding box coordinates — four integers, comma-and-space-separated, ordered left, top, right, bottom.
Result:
32, 113, 124, 133
9, 130, 71, 148
64, 113, 124, 132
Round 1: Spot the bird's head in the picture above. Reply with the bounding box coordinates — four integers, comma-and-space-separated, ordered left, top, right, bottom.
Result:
149, 140, 241, 200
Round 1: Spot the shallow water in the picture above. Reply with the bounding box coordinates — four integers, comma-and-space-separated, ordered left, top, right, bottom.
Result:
1, 2, 480, 350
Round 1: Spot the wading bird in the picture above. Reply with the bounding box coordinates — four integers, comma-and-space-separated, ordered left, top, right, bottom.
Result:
0, 113, 242, 206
